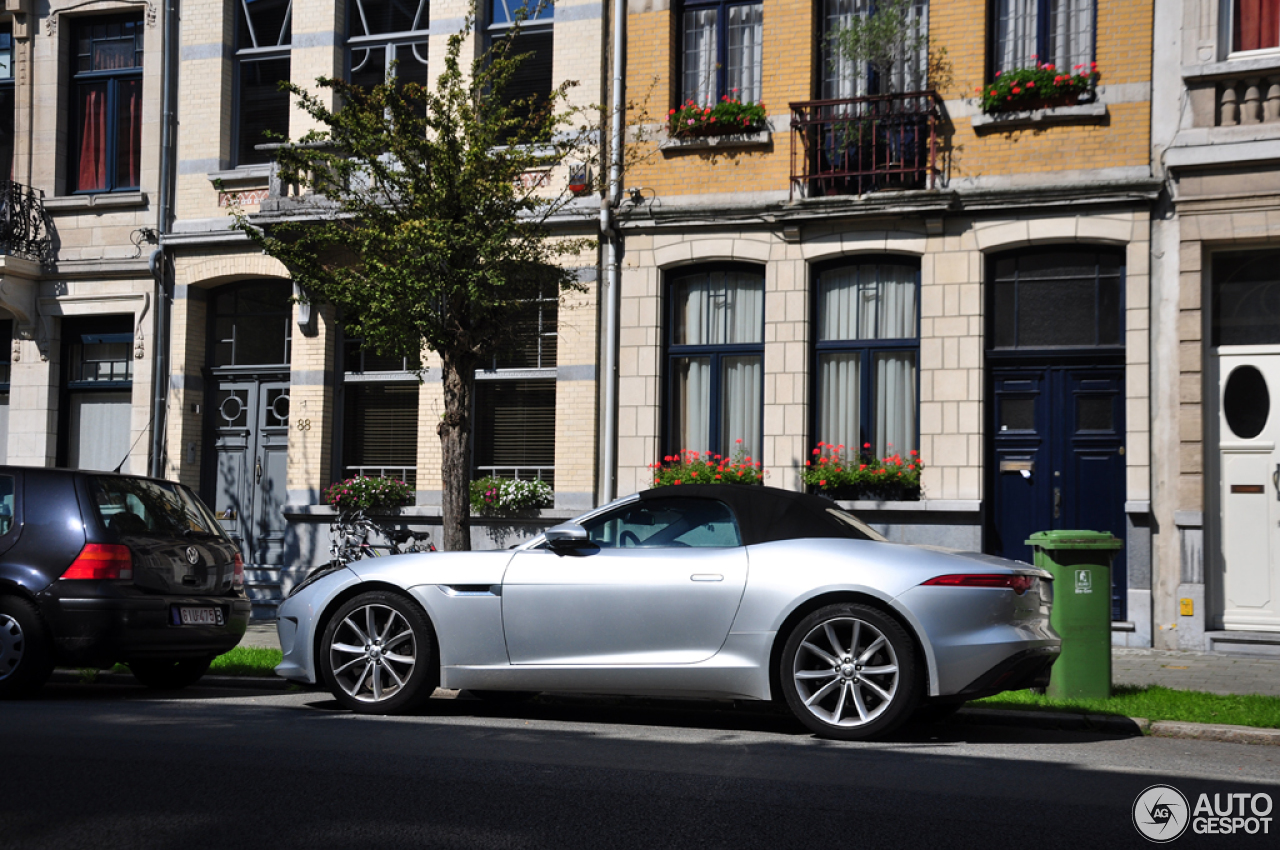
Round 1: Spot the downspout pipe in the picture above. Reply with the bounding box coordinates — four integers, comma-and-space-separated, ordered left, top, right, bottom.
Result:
149, 0, 179, 477
600, 0, 624, 504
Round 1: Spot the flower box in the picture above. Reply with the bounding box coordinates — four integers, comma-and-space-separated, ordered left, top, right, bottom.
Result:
801, 443, 923, 502
976, 62, 1099, 115
667, 96, 767, 140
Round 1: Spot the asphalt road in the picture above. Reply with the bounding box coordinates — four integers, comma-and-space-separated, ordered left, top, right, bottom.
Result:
2, 682, 1278, 850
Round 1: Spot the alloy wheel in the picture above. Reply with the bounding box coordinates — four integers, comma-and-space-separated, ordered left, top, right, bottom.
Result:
328, 603, 418, 703
791, 616, 900, 728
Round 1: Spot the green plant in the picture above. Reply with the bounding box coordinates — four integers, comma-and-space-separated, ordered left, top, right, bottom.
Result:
976, 61, 1099, 113
650, 443, 764, 487
470, 477, 554, 513
976, 685, 1280, 730
667, 95, 767, 138
208, 646, 285, 677
800, 442, 922, 500
324, 476, 415, 512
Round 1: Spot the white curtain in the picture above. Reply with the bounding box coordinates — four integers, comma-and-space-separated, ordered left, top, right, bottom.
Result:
875, 352, 917, 458
726, 4, 764, 104
721, 355, 762, 459
673, 270, 764, 345
1049, 0, 1093, 72
819, 263, 917, 341
674, 357, 710, 453
886, 0, 929, 94
682, 9, 718, 107
823, 0, 927, 98
69, 392, 132, 471
818, 352, 861, 449
995, 0, 1039, 73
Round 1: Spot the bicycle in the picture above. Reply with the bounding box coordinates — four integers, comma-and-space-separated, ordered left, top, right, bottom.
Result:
328, 509, 435, 568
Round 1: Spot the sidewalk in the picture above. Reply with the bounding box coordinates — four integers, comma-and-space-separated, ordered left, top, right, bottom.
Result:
242, 623, 1280, 697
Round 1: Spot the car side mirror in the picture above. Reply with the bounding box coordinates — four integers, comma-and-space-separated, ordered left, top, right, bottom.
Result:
544, 521, 590, 552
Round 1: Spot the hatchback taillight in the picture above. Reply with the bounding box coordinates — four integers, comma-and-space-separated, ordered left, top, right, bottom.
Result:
62, 543, 134, 580
922, 574, 1034, 595
232, 553, 245, 590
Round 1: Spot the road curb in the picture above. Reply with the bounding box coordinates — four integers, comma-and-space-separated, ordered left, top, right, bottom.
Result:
51, 669, 295, 691
1146, 719, 1280, 747
955, 706, 1280, 746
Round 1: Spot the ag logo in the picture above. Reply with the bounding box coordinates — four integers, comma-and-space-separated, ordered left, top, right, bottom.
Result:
1134, 784, 1190, 842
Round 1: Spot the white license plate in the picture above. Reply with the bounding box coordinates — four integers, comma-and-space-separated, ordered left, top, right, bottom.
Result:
178, 607, 224, 626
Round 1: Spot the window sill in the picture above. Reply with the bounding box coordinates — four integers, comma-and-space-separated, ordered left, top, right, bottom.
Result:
836, 499, 982, 513
970, 102, 1107, 132
44, 192, 148, 213
660, 129, 771, 153
1184, 52, 1280, 81
207, 164, 272, 188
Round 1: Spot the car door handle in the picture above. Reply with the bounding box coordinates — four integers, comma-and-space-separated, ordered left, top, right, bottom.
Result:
691, 574, 724, 582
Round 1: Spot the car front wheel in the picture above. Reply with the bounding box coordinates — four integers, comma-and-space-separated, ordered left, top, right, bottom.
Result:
0, 596, 54, 698
320, 591, 437, 714
780, 603, 919, 740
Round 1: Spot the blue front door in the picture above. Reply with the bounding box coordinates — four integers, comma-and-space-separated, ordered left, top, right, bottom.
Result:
988, 364, 1127, 619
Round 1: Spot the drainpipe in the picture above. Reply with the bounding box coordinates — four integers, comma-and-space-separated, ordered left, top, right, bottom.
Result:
599, 0, 624, 504
149, 0, 179, 477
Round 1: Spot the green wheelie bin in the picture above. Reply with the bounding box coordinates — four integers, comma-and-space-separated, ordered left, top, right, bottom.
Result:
1026, 530, 1123, 700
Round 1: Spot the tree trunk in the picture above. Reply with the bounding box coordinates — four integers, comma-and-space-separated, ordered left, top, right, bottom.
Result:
438, 351, 474, 551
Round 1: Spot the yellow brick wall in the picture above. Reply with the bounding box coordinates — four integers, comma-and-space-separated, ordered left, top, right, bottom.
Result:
628, 0, 1152, 196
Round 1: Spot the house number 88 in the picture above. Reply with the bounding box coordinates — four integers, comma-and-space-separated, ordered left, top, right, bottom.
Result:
297, 418, 311, 431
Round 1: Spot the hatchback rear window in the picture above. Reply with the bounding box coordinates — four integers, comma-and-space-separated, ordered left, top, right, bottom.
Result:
89, 476, 224, 538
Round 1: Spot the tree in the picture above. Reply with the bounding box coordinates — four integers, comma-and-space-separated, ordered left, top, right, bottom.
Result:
229, 8, 593, 550
828, 0, 928, 95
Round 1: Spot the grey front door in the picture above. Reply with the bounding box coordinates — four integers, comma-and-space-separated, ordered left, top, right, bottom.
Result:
210, 376, 290, 571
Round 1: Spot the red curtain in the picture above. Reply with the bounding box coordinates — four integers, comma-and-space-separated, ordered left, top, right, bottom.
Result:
1236, 0, 1280, 52
77, 86, 106, 192
116, 80, 141, 188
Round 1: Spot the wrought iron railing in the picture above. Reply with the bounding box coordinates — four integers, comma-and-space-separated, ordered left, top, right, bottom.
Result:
343, 466, 418, 487
790, 91, 942, 200
0, 180, 51, 262
475, 466, 555, 488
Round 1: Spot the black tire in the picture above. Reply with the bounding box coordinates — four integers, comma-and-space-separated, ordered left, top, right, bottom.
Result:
912, 700, 965, 725
129, 656, 214, 690
319, 590, 437, 714
0, 595, 54, 698
468, 690, 536, 703
779, 603, 920, 740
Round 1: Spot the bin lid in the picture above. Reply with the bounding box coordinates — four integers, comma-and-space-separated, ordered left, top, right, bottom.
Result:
1025, 529, 1124, 549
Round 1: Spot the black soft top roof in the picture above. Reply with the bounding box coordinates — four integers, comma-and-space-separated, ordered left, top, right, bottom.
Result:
637, 484, 875, 546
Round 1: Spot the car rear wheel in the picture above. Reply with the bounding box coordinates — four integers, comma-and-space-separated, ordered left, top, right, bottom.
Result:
320, 591, 437, 714
780, 603, 919, 740
129, 657, 214, 690
0, 596, 54, 698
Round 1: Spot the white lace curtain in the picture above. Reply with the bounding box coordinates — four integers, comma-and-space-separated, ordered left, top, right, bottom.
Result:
682, 9, 718, 107
683, 3, 764, 107
726, 4, 764, 104
995, 0, 1093, 74
823, 0, 929, 99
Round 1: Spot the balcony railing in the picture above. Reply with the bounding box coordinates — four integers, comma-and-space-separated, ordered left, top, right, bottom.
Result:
0, 180, 51, 262
790, 91, 941, 200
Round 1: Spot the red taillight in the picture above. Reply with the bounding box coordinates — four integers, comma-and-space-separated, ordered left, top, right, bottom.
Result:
62, 543, 133, 580
922, 574, 1034, 595
232, 553, 245, 590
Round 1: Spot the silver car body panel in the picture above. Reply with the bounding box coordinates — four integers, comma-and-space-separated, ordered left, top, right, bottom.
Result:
276, 512, 1056, 701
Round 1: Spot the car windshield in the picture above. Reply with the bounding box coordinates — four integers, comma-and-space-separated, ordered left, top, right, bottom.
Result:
89, 476, 226, 539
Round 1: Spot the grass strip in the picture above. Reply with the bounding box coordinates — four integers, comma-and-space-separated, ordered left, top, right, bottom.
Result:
209, 646, 283, 677
974, 685, 1280, 729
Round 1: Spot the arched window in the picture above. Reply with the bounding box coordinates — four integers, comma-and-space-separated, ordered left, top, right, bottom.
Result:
210, 280, 293, 367
665, 266, 765, 460
813, 259, 919, 457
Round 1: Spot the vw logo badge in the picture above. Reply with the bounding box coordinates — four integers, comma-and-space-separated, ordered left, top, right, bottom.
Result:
185, 546, 200, 566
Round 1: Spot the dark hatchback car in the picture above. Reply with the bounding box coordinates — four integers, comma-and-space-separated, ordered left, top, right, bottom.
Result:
0, 467, 250, 696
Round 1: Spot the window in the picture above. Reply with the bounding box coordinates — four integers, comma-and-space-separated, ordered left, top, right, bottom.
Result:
988, 248, 1124, 349
1233, 1, 1280, 53
342, 339, 420, 487
348, 0, 429, 90
71, 16, 143, 193
665, 266, 764, 460
236, 0, 292, 166
814, 260, 918, 458
474, 288, 558, 485
1212, 250, 1280, 346
60, 316, 134, 471
581, 498, 742, 548
681, 0, 763, 107
211, 281, 293, 366
489, 0, 554, 110
821, 0, 928, 99
0, 28, 13, 180
992, 0, 1093, 75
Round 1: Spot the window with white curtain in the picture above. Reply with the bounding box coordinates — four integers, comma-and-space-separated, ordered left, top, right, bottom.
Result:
681, 0, 764, 107
666, 267, 764, 460
814, 261, 919, 458
822, 0, 929, 99
60, 317, 134, 471
992, 0, 1093, 75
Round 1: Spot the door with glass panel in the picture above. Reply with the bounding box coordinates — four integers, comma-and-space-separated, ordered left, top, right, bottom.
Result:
813, 260, 919, 460
203, 281, 292, 613
666, 267, 764, 461
1213, 250, 1280, 631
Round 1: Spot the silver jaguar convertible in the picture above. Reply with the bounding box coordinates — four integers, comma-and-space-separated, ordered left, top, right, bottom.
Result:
276, 484, 1059, 740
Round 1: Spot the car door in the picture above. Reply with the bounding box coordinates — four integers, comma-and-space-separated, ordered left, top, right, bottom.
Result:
501, 497, 749, 665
